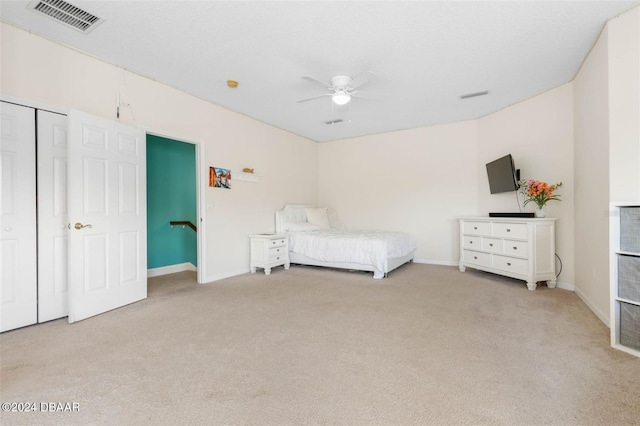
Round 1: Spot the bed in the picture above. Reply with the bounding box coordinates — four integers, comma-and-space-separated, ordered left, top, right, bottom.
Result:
275, 204, 416, 279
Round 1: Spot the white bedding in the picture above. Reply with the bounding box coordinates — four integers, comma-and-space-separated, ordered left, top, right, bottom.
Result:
288, 229, 417, 277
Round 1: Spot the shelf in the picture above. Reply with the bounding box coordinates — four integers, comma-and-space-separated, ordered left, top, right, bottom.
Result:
614, 297, 640, 307
233, 171, 260, 183
610, 202, 640, 358
616, 250, 640, 256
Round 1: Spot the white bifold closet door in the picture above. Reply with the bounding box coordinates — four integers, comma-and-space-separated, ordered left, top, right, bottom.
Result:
37, 110, 69, 322
0, 102, 37, 332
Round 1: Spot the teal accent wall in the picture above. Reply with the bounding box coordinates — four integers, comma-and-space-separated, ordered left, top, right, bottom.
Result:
147, 135, 197, 269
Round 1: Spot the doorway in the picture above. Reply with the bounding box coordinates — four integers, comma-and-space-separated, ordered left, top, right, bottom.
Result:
145, 132, 206, 283
146, 135, 197, 275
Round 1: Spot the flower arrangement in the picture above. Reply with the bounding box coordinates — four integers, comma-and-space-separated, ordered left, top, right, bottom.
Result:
519, 179, 563, 209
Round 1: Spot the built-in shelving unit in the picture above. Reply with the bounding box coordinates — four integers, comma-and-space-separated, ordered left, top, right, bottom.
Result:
610, 203, 640, 358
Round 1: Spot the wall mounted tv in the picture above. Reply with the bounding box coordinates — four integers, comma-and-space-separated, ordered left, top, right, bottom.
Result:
486, 154, 519, 194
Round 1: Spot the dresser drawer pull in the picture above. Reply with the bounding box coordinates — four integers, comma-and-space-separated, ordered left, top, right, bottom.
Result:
506, 229, 511, 232
489, 243, 493, 247
276, 256, 280, 260
513, 246, 518, 250
474, 256, 478, 260
507, 262, 512, 266
272, 241, 276, 245
474, 226, 478, 230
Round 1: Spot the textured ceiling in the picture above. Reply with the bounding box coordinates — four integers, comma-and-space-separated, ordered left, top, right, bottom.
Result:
1, 1, 638, 142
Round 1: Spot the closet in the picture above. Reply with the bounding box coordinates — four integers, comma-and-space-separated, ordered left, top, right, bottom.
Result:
1, 101, 148, 332
1, 102, 67, 332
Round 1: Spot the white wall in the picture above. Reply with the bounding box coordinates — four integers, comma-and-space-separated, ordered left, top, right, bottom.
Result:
572, 5, 640, 325
608, 6, 640, 202
477, 84, 575, 290
318, 121, 478, 264
0, 23, 318, 282
317, 86, 576, 287
573, 27, 611, 323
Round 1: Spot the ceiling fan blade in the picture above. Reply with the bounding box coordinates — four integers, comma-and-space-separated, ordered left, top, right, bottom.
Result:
301, 76, 332, 89
350, 71, 378, 90
296, 93, 332, 103
352, 90, 383, 100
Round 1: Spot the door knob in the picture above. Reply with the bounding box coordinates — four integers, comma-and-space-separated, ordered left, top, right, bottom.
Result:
74, 222, 93, 230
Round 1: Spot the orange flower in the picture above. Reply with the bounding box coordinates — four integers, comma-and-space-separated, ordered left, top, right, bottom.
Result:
519, 179, 563, 209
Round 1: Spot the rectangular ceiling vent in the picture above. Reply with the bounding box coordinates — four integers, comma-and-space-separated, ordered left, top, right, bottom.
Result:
28, 0, 104, 33
324, 119, 344, 125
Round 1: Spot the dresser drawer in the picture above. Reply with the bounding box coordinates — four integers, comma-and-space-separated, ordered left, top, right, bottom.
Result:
503, 240, 529, 258
463, 236, 481, 250
268, 246, 287, 261
463, 221, 491, 236
463, 250, 491, 267
481, 237, 502, 254
492, 223, 528, 240
492, 255, 528, 275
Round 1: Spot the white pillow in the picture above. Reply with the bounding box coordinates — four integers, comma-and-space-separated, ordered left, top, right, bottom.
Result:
305, 207, 331, 229
282, 221, 321, 232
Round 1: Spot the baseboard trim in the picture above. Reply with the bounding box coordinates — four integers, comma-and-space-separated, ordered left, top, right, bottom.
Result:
574, 286, 609, 326
147, 262, 197, 278
413, 258, 458, 266
205, 268, 251, 283
556, 281, 574, 291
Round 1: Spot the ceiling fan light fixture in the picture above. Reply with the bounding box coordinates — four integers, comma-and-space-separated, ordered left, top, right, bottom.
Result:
332, 92, 351, 106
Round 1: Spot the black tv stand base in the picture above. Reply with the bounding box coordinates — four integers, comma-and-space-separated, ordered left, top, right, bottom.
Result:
489, 212, 535, 218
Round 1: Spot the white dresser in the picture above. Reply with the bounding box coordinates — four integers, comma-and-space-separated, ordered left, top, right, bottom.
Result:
458, 217, 557, 290
249, 234, 290, 275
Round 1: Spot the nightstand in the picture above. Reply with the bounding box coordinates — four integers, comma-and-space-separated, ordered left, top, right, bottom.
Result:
249, 234, 290, 275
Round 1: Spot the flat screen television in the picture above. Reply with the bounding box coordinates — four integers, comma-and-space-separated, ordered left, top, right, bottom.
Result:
486, 154, 519, 194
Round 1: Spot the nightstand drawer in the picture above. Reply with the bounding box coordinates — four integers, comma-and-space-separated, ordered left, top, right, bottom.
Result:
492, 223, 527, 240
463, 250, 491, 267
463, 221, 491, 236
268, 246, 287, 261
269, 238, 287, 248
493, 255, 528, 275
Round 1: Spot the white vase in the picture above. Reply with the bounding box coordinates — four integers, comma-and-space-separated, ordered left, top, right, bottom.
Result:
535, 206, 547, 218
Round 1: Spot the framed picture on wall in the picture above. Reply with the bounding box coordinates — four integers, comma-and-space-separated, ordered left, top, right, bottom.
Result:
210, 167, 231, 189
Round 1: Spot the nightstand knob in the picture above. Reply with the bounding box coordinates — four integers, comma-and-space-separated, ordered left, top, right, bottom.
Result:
507, 262, 512, 266
513, 246, 517, 250
506, 229, 511, 232
469, 241, 473, 244
489, 243, 493, 247
474, 226, 477, 230
474, 256, 478, 260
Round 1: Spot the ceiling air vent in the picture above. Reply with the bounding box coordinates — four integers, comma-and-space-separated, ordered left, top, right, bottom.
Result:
28, 0, 104, 33
324, 119, 344, 125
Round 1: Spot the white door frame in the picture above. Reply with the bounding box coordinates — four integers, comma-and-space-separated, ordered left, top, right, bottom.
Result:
145, 128, 207, 284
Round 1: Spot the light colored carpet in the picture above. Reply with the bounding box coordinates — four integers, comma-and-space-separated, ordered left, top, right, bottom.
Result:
1, 263, 639, 425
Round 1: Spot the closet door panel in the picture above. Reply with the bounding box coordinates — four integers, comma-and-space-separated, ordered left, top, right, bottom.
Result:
0, 102, 37, 332
37, 110, 69, 322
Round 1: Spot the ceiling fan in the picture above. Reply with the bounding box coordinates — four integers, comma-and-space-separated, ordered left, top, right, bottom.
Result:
296, 71, 378, 106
